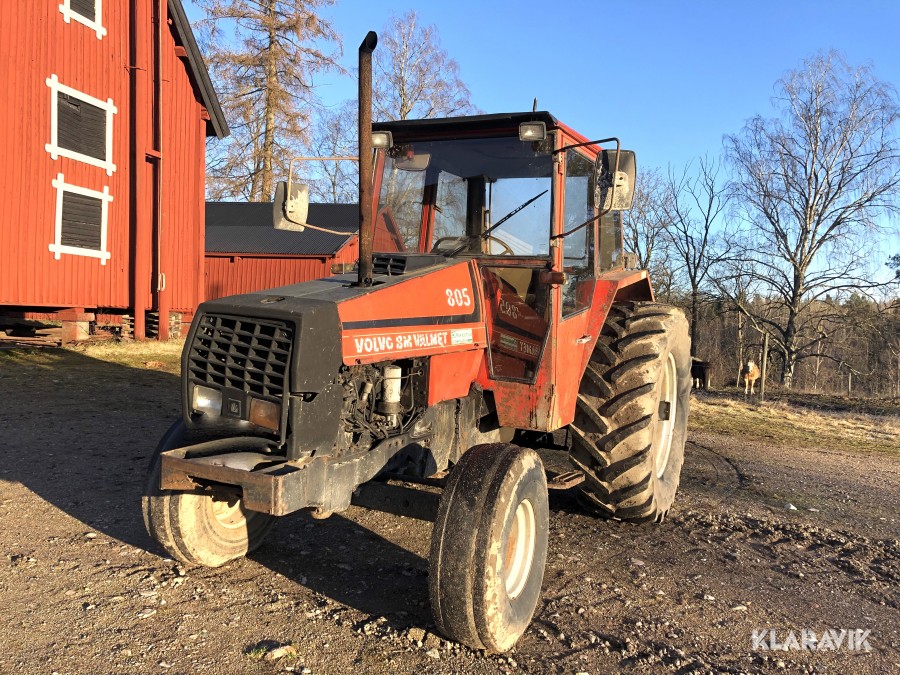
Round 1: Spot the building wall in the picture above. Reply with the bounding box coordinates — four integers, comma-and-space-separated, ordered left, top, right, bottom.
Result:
204, 239, 359, 301
161, 30, 208, 313
0, 1, 208, 314
0, 3, 131, 308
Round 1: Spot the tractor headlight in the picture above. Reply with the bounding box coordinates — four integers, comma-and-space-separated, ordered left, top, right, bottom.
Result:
191, 385, 222, 416
519, 121, 546, 141
372, 130, 393, 149
250, 398, 280, 432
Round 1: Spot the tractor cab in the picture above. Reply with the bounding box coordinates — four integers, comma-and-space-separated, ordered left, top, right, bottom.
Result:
368, 113, 643, 401
370, 111, 635, 272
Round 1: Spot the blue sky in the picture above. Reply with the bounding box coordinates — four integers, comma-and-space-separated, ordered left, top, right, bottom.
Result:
186, 0, 900, 173
185, 0, 900, 268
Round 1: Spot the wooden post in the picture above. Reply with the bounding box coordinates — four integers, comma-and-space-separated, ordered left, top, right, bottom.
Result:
760, 333, 769, 402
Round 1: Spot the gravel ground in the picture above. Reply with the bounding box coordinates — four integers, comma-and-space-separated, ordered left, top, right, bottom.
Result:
0, 350, 898, 674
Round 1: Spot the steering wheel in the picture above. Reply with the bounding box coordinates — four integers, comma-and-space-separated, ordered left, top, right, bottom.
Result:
485, 235, 515, 255
431, 234, 515, 256
432, 236, 470, 253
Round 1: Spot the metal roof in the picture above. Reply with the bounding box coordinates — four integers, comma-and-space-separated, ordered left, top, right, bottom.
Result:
205, 202, 358, 256
168, 0, 229, 138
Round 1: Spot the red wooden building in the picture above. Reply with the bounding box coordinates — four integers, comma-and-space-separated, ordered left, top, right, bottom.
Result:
204, 202, 359, 300
0, 0, 227, 341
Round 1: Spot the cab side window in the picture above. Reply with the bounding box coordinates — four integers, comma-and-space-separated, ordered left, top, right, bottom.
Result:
599, 211, 624, 271
561, 150, 595, 317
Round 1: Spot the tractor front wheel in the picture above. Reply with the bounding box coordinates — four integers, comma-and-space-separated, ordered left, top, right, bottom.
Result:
569, 302, 691, 523
429, 444, 549, 652
142, 421, 277, 567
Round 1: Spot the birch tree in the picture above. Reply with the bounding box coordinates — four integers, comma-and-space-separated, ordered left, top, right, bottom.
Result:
305, 101, 358, 204
724, 51, 900, 387
373, 11, 476, 121
196, 0, 342, 201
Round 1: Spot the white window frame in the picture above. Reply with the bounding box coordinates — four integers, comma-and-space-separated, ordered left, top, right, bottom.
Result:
45, 75, 117, 176
48, 174, 113, 264
58, 0, 106, 40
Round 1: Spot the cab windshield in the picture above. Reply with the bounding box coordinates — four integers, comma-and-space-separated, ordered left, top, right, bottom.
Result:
375, 136, 553, 256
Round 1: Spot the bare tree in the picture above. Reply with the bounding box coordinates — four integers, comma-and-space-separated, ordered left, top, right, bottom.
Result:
621, 167, 680, 302
305, 100, 358, 203
890, 253, 900, 278
196, 0, 342, 201
724, 51, 900, 387
373, 11, 476, 121
622, 167, 670, 269
663, 155, 731, 355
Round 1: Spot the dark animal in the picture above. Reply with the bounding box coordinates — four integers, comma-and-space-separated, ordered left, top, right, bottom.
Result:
691, 359, 711, 389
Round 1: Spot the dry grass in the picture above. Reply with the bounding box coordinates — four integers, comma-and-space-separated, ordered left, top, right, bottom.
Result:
0, 349, 60, 370
690, 391, 900, 456
0, 342, 183, 392
65, 338, 184, 374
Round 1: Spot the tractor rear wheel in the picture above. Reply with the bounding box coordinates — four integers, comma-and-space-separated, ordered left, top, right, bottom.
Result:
429, 444, 549, 652
142, 421, 277, 567
568, 302, 691, 523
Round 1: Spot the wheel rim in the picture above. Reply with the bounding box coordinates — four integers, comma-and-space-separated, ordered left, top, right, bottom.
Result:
653, 353, 678, 478
209, 494, 248, 530
503, 499, 536, 599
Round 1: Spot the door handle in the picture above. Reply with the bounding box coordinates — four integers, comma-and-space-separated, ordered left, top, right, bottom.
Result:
576, 335, 592, 344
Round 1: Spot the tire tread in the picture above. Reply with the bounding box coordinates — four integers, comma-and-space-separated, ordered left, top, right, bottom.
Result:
568, 302, 690, 522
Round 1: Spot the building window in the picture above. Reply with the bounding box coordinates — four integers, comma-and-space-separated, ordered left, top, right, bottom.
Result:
58, 0, 106, 39
48, 174, 113, 264
45, 75, 117, 175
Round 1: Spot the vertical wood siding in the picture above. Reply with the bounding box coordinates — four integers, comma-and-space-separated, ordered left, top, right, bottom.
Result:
204, 238, 359, 301
161, 17, 206, 312
0, 2, 208, 313
205, 256, 331, 301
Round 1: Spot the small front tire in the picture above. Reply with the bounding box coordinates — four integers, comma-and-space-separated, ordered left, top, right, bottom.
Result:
141, 421, 277, 568
429, 443, 549, 652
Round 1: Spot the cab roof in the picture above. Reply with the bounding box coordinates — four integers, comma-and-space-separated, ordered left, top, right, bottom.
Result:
372, 111, 601, 152
373, 111, 558, 139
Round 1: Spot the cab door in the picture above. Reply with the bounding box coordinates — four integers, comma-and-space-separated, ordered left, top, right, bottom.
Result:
553, 148, 599, 427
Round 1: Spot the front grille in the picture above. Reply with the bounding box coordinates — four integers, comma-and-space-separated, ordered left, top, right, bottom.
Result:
188, 315, 292, 400
373, 254, 407, 276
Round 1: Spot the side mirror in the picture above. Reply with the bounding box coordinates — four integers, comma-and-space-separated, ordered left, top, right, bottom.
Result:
596, 149, 637, 211
273, 180, 310, 231
392, 151, 431, 172
623, 251, 639, 269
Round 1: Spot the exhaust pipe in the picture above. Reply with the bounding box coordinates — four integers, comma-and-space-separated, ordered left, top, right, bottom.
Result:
358, 31, 378, 287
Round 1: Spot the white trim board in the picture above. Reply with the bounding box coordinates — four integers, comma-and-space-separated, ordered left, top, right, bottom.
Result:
45, 75, 117, 175
48, 173, 113, 264
58, 0, 106, 40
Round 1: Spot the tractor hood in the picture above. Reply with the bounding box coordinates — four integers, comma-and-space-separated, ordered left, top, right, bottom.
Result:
190, 253, 467, 392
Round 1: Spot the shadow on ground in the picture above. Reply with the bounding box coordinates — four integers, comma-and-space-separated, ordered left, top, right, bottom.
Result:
0, 348, 431, 628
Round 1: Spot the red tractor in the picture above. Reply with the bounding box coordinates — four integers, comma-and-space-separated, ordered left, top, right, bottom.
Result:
143, 33, 691, 652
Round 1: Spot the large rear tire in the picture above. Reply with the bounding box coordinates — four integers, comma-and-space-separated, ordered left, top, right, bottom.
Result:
568, 302, 691, 523
429, 444, 549, 652
142, 421, 277, 567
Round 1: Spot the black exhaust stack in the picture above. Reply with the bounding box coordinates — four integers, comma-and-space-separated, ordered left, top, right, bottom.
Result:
357, 31, 378, 287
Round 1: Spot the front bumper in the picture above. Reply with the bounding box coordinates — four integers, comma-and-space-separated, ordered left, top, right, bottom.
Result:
159, 430, 432, 516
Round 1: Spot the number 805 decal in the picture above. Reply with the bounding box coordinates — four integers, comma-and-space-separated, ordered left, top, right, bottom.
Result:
446, 288, 471, 307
